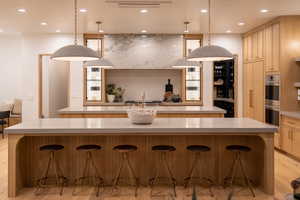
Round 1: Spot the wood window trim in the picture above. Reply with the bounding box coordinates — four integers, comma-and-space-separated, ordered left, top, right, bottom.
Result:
83, 67, 107, 106
83, 34, 106, 106
182, 34, 203, 105
83, 33, 104, 57
181, 66, 203, 106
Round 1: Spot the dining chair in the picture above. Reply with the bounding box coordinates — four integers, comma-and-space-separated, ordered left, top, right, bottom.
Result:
0, 111, 10, 139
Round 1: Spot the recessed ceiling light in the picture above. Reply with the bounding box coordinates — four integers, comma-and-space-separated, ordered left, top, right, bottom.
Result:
140, 9, 148, 13
79, 8, 88, 13
56, 29, 61, 33
40, 22, 48, 26
238, 22, 245, 26
141, 30, 147, 33
226, 30, 232, 33
201, 9, 208, 13
260, 9, 269, 13
17, 8, 26, 13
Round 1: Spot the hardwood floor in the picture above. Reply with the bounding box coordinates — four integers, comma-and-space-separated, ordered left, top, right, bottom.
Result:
0, 137, 298, 200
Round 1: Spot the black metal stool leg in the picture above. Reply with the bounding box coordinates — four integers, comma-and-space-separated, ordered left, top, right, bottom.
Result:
184, 152, 199, 188
238, 153, 255, 197
162, 152, 177, 197
73, 150, 104, 197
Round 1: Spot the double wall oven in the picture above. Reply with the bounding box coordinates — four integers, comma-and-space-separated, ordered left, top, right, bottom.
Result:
265, 74, 280, 126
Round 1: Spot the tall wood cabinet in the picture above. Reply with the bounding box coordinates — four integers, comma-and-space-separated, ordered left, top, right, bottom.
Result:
243, 61, 264, 122
243, 22, 280, 122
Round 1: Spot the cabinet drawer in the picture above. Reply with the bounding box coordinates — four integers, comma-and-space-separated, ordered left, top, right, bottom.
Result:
281, 115, 300, 127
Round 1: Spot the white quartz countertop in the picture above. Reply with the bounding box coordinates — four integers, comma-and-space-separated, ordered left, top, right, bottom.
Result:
5, 118, 277, 135
58, 106, 226, 114
281, 111, 300, 119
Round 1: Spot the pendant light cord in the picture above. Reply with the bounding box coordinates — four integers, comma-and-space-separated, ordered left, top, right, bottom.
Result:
208, 0, 211, 46
74, 0, 78, 45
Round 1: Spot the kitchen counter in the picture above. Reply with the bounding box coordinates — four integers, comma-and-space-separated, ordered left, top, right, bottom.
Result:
58, 105, 226, 118
5, 117, 276, 135
6, 117, 276, 197
281, 111, 300, 119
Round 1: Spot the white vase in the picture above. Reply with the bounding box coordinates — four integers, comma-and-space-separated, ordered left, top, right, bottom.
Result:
107, 95, 115, 103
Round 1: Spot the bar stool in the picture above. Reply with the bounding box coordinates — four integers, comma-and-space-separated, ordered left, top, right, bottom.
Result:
73, 144, 104, 197
35, 144, 68, 195
149, 145, 177, 197
224, 145, 255, 197
184, 145, 214, 197
112, 145, 139, 197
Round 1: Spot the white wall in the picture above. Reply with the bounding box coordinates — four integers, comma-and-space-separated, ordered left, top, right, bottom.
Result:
0, 33, 243, 120
0, 34, 23, 103
21, 33, 82, 120
202, 34, 243, 116
106, 69, 182, 101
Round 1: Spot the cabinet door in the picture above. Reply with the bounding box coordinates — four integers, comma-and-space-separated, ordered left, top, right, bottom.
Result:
274, 132, 281, 149
272, 23, 280, 72
243, 37, 248, 62
292, 128, 300, 158
243, 63, 254, 118
281, 124, 293, 153
253, 61, 265, 122
252, 32, 258, 59
265, 26, 273, 72
257, 30, 264, 59
247, 36, 253, 61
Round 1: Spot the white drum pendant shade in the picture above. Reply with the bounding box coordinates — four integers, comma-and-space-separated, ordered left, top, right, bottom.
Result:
172, 58, 199, 68
187, 45, 233, 62
51, 45, 100, 61
84, 58, 114, 68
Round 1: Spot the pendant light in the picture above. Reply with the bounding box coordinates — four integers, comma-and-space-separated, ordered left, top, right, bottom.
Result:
84, 21, 114, 68
172, 58, 199, 68
172, 22, 199, 68
187, 0, 233, 62
51, 0, 99, 61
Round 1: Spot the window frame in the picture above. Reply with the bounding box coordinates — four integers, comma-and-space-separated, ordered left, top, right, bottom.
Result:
83, 34, 106, 106
182, 34, 204, 105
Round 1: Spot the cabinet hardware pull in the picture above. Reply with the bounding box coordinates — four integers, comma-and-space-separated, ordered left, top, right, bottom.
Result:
249, 90, 254, 108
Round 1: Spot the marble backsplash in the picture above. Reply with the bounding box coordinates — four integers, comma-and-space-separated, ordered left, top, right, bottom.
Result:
103, 34, 183, 69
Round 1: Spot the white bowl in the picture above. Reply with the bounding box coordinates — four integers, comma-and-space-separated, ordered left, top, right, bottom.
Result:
127, 109, 157, 125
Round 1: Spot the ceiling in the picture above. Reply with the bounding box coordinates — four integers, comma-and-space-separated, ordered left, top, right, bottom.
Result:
1, 0, 300, 34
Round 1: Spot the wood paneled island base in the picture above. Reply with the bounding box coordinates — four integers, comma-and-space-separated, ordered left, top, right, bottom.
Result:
5, 118, 276, 198
8, 134, 274, 197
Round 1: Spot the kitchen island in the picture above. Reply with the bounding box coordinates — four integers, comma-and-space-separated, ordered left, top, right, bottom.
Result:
5, 117, 277, 197
58, 105, 226, 118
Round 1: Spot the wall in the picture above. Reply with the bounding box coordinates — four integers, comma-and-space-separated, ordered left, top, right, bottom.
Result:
104, 34, 182, 69
0, 33, 242, 120
106, 69, 182, 101
21, 33, 81, 120
0, 34, 23, 104
202, 34, 243, 116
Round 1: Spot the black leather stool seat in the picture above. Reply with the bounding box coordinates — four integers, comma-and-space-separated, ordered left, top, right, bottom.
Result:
113, 144, 138, 152
76, 144, 101, 151
40, 144, 64, 151
187, 145, 211, 152
226, 145, 251, 152
152, 145, 176, 151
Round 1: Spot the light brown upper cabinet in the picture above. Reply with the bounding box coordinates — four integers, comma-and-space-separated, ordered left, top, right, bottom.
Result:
243, 30, 263, 63
243, 61, 264, 122
264, 23, 280, 73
